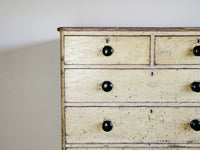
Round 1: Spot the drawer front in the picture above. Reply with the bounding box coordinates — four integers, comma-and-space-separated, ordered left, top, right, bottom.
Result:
65, 107, 200, 143
155, 36, 200, 64
65, 69, 200, 103
64, 36, 150, 64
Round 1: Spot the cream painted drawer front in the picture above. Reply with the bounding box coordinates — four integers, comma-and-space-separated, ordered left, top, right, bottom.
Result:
65, 107, 200, 143
64, 36, 150, 64
65, 69, 200, 103
155, 36, 200, 65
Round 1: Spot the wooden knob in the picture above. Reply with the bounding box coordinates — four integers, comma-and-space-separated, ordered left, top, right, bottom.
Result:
191, 82, 200, 92
102, 46, 114, 56
193, 46, 200, 56
102, 120, 113, 132
102, 81, 113, 92
190, 119, 200, 131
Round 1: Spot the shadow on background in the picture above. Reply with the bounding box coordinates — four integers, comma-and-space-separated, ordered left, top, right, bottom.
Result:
0, 40, 61, 150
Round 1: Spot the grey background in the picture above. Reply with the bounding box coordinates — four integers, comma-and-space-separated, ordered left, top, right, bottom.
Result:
0, 0, 200, 150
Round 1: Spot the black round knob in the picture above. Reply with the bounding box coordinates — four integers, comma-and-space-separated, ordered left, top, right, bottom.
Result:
102, 81, 113, 92
190, 119, 200, 131
193, 46, 200, 56
191, 82, 200, 92
102, 120, 113, 132
102, 46, 114, 56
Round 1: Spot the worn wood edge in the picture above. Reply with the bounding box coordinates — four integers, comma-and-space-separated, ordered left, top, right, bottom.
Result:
64, 102, 200, 107
150, 34, 155, 67
62, 32, 200, 36
63, 64, 200, 69
57, 27, 200, 32
60, 31, 66, 150
65, 143, 200, 148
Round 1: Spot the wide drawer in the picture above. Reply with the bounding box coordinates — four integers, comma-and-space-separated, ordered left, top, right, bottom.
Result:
64, 36, 150, 64
155, 36, 200, 64
65, 69, 200, 103
65, 107, 200, 144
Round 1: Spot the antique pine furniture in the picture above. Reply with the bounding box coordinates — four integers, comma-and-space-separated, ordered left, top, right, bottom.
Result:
57, 27, 200, 150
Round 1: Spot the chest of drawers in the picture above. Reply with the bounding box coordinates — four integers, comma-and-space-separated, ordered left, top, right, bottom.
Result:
58, 27, 200, 150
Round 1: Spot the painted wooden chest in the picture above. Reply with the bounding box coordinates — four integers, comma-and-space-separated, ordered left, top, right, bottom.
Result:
58, 27, 200, 150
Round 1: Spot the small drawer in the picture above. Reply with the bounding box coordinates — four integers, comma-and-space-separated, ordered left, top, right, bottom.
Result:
155, 36, 200, 64
65, 107, 200, 143
64, 36, 150, 64
65, 69, 200, 103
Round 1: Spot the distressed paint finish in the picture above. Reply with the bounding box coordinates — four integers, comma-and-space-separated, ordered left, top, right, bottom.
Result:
66, 148, 150, 150
65, 107, 200, 144
66, 148, 200, 150
65, 69, 200, 103
65, 143, 200, 149
61, 31, 200, 37
59, 31, 66, 150
64, 36, 150, 65
58, 27, 200, 32
57, 27, 200, 150
155, 36, 200, 65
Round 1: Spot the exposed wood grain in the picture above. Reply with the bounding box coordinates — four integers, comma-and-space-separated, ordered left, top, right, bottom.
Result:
65, 107, 200, 144
60, 31, 66, 150
57, 27, 200, 32
65, 69, 200, 103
